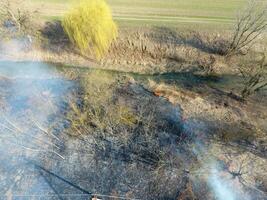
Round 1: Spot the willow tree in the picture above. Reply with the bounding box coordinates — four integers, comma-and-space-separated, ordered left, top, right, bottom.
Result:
62, 0, 118, 59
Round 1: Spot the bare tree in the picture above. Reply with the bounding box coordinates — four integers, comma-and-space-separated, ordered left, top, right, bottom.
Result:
239, 52, 267, 98
227, 0, 267, 56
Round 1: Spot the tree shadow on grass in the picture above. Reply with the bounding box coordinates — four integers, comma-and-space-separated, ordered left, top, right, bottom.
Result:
147, 71, 243, 100
40, 20, 72, 53
40, 20, 100, 63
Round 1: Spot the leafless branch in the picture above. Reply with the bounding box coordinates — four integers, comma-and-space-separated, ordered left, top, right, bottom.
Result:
239, 52, 267, 98
227, 0, 267, 56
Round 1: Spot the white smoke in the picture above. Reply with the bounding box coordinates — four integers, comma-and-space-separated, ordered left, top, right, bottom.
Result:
0, 42, 72, 198
208, 166, 238, 200
184, 119, 253, 200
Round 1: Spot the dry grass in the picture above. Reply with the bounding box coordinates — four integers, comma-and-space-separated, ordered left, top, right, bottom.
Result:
61, 69, 187, 171
100, 28, 236, 74
64, 71, 133, 136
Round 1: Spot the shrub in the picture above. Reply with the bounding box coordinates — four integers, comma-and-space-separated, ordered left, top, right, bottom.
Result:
0, 0, 38, 40
239, 52, 267, 98
62, 0, 118, 59
227, 0, 267, 56
65, 71, 137, 136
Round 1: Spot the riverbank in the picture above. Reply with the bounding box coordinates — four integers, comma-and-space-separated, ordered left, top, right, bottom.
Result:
3, 26, 267, 76
0, 27, 245, 74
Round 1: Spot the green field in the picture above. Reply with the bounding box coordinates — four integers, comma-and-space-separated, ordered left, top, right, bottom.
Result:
30, 0, 249, 28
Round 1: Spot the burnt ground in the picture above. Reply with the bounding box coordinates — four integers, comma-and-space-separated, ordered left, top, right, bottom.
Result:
0, 62, 266, 200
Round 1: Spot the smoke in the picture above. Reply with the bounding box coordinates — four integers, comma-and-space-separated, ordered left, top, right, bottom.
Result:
206, 160, 252, 200
208, 167, 236, 200
0, 39, 262, 199
0, 37, 32, 60
0, 39, 73, 197
184, 119, 252, 200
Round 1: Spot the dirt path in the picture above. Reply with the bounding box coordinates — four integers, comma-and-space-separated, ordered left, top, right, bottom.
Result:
114, 15, 234, 25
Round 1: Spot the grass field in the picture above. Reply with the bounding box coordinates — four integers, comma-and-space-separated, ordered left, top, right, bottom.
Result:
30, 0, 249, 28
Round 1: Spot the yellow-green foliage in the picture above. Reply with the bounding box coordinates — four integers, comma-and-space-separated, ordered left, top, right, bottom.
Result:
62, 0, 118, 59
66, 70, 137, 136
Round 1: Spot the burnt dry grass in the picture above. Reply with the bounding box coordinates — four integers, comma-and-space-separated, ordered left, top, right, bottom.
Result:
51, 69, 267, 200
0, 61, 266, 199
40, 70, 195, 200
